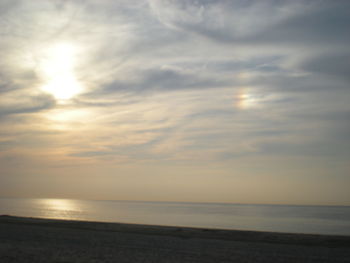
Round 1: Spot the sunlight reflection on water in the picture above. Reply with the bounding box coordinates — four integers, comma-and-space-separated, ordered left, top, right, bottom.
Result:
1, 198, 349, 235
36, 198, 83, 220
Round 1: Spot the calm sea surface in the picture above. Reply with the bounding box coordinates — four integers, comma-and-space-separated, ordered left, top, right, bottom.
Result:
0, 198, 349, 236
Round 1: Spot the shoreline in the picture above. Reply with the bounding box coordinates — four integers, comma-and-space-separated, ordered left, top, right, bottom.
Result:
1, 215, 350, 262
1, 215, 350, 246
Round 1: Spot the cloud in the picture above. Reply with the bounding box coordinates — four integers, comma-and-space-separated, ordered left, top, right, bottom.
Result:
0, 93, 55, 118
300, 52, 350, 81
252, 2, 350, 45
0, 0, 20, 15
149, 0, 309, 42
150, 0, 350, 47
0, 0, 350, 204
0, 68, 38, 94
84, 67, 228, 98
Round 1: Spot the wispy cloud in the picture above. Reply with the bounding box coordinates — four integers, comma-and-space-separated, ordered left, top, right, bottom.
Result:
0, 0, 349, 204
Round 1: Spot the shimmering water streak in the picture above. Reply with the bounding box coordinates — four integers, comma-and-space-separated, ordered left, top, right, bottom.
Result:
0, 198, 349, 236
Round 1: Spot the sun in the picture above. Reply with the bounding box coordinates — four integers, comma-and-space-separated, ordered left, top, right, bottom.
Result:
40, 42, 82, 100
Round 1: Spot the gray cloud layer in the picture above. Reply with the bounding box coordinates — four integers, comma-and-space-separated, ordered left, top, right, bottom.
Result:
0, 0, 349, 204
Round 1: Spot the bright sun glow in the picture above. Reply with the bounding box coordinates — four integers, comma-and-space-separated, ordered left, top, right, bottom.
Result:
46, 108, 91, 129
40, 43, 82, 100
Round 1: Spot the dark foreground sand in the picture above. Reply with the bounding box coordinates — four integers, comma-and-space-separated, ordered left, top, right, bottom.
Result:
0, 215, 349, 263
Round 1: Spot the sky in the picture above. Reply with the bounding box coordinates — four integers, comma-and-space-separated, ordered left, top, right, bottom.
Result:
0, 0, 349, 205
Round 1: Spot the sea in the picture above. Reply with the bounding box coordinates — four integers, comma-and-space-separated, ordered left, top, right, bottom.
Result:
0, 198, 349, 236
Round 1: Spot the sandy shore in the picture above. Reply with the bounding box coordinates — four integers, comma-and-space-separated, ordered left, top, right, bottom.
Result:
0, 215, 349, 262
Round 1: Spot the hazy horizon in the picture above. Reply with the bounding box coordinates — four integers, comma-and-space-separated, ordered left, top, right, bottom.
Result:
1, 0, 350, 206
1, 196, 350, 207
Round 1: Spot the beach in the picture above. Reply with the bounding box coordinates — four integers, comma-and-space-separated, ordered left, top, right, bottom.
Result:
0, 215, 349, 262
